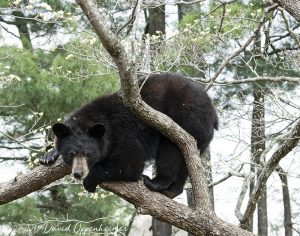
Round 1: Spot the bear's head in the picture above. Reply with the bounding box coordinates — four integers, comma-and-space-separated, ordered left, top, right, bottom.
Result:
52, 122, 106, 180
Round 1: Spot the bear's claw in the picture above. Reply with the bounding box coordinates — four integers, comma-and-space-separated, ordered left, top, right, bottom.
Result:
39, 149, 60, 165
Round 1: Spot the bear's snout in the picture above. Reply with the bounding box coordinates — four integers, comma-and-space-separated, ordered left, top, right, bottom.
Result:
74, 172, 83, 179
72, 156, 89, 180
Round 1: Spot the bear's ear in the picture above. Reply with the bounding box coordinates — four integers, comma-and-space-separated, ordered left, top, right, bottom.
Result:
52, 123, 70, 138
89, 123, 105, 139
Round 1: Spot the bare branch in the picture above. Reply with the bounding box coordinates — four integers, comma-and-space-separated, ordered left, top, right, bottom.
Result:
0, 131, 42, 152
117, 0, 141, 35
235, 175, 253, 221
239, 117, 300, 229
192, 76, 300, 85
0, 157, 27, 161
176, 0, 205, 5
205, 4, 279, 90
218, 3, 226, 33
208, 170, 247, 188
280, 9, 300, 47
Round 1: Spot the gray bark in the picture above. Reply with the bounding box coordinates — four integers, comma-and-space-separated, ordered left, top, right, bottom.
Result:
12, 10, 33, 51
187, 188, 195, 236
178, 0, 199, 21
152, 218, 172, 236
250, 89, 268, 235
273, 0, 300, 22
145, 5, 165, 36
277, 167, 293, 236
202, 147, 215, 210
0, 158, 70, 204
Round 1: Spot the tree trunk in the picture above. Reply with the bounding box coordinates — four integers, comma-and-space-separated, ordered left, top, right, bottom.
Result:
144, 4, 166, 67
12, 10, 33, 51
250, 88, 268, 235
152, 218, 172, 236
178, 0, 199, 21
187, 188, 195, 236
145, 5, 165, 36
0, 157, 255, 236
248, 175, 254, 232
152, 163, 172, 236
277, 167, 293, 236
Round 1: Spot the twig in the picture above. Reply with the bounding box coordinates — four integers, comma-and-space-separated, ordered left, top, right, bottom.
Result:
208, 165, 247, 188
117, 0, 141, 35
130, 0, 142, 64
192, 76, 300, 85
176, 0, 205, 5
235, 175, 254, 221
0, 157, 27, 161
280, 9, 300, 47
0, 131, 42, 152
205, 4, 279, 90
218, 3, 226, 33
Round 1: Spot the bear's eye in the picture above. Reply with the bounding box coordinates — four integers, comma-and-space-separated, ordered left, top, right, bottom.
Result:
86, 152, 92, 158
68, 152, 76, 158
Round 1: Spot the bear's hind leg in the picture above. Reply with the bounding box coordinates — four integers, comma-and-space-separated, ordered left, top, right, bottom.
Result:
161, 164, 188, 198
144, 138, 182, 192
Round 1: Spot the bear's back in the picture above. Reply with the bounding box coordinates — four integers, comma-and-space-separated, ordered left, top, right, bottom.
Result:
140, 73, 218, 152
67, 73, 217, 153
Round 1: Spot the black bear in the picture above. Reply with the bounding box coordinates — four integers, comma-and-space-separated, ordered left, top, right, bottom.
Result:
40, 73, 218, 198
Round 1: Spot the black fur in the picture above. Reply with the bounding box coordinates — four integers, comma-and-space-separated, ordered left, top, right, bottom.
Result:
40, 73, 218, 197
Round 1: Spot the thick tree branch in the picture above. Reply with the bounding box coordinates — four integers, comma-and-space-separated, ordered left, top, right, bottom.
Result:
0, 157, 253, 236
76, 0, 211, 211
273, 0, 300, 22
0, 158, 71, 205
240, 117, 300, 229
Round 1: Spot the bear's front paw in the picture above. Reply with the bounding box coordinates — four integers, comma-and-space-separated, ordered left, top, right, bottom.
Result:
83, 178, 97, 193
40, 149, 60, 165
